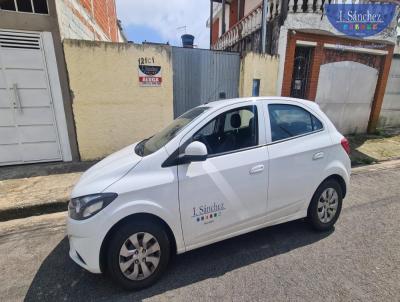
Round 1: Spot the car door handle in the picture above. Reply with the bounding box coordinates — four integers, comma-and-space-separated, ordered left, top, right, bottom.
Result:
249, 164, 264, 175
313, 152, 324, 160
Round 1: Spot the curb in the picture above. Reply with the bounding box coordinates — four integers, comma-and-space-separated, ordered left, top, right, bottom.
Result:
351, 158, 400, 175
1, 159, 399, 222
0, 199, 68, 222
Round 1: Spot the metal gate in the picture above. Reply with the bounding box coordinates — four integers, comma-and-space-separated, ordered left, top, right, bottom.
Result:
379, 56, 400, 128
0, 30, 64, 165
172, 47, 240, 117
315, 61, 378, 134
290, 46, 313, 99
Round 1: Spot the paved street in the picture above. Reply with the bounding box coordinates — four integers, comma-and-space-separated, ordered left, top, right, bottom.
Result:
0, 165, 399, 302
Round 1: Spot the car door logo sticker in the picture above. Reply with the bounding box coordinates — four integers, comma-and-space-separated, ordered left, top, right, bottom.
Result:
192, 202, 225, 224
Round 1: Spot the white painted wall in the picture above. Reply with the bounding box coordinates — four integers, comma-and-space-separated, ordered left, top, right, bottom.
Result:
379, 57, 400, 129
244, 0, 261, 16
214, 3, 231, 37
42, 32, 72, 161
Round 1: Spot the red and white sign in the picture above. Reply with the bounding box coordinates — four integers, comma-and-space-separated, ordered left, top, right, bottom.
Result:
138, 65, 162, 87
139, 76, 162, 86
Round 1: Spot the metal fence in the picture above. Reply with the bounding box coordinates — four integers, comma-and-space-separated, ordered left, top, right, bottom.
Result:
172, 47, 240, 117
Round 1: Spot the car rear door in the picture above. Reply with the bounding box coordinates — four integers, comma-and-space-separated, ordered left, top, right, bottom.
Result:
264, 101, 332, 219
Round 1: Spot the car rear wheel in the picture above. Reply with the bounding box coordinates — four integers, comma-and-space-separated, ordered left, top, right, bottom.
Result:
106, 221, 171, 290
308, 179, 343, 231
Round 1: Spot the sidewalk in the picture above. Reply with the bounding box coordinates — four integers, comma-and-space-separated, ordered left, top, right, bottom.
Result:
348, 128, 400, 165
0, 161, 95, 221
1, 130, 400, 222
0, 172, 81, 221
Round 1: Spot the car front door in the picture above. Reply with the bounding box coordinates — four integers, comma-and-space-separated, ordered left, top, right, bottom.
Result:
264, 101, 332, 219
177, 104, 269, 249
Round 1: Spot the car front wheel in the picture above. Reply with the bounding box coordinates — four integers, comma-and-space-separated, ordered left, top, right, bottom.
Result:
106, 220, 171, 290
308, 179, 343, 231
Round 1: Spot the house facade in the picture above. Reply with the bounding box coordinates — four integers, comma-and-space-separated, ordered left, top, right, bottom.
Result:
0, 0, 123, 166
208, 0, 399, 134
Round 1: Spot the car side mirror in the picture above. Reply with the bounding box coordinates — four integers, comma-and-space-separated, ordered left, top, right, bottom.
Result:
182, 141, 208, 163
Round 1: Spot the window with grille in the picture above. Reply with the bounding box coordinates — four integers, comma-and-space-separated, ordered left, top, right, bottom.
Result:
0, 0, 48, 14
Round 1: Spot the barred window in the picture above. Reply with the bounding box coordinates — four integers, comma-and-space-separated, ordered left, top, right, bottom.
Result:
0, 0, 48, 14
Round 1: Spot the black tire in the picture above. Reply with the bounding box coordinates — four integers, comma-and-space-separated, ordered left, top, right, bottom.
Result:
308, 179, 343, 231
106, 220, 171, 290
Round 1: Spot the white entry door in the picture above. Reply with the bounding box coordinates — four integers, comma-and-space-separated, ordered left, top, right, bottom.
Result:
0, 31, 64, 165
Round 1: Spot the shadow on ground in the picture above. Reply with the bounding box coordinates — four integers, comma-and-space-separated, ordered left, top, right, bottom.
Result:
349, 135, 378, 166
347, 131, 400, 166
24, 219, 333, 302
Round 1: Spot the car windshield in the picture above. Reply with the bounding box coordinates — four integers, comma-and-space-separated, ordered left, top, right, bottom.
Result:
135, 106, 209, 156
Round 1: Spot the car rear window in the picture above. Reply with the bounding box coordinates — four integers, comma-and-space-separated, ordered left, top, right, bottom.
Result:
268, 104, 323, 142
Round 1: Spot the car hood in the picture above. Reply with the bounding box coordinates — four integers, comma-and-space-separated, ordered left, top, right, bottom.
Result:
71, 143, 142, 198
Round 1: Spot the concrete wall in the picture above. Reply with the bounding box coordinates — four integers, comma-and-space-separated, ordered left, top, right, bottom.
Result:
0, 2, 79, 160
63, 40, 174, 160
379, 56, 400, 129
239, 52, 279, 97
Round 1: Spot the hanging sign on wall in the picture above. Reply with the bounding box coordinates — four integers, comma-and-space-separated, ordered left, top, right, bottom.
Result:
325, 4, 396, 38
138, 57, 162, 87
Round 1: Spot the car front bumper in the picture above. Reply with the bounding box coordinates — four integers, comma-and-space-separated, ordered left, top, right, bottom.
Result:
67, 217, 105, 274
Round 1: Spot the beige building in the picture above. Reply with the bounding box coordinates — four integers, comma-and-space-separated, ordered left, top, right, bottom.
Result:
63, 40, 174, 160
239, 52, 279, 97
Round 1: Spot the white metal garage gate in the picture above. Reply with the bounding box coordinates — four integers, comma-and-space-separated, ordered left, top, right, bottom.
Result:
0, 30, 71, 166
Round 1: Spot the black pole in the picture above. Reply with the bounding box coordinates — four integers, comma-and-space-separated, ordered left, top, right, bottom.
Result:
237, 0, 241, 20
261, 0, 268, 53
210, 0, 213, 49
221, 0, 226, 35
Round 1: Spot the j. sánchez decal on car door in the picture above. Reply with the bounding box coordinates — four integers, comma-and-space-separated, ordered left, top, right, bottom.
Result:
192, 202, 226, 225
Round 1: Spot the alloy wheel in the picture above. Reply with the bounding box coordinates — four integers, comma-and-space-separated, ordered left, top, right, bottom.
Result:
317, 188, 338, 223
119, 232, 161, 280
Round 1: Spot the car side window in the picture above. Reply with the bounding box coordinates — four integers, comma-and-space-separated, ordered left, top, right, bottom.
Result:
268, 104, 323, 142
311, 115, 323, 131
193, 105, 258, 156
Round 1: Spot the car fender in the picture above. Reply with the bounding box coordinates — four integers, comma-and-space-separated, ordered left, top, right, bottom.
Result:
103, 199, 186, 253
323, 159, 351, 186
301, 159, 350, 211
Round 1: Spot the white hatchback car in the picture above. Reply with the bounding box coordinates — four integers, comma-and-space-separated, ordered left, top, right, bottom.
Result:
68, 97, 351, 290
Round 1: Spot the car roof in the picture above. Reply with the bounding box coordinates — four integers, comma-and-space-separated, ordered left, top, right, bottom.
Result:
201, 96, 321, 111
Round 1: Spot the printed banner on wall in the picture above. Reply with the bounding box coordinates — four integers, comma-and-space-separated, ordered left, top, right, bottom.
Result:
325, 4, 396, 37
138, 65, 162, 87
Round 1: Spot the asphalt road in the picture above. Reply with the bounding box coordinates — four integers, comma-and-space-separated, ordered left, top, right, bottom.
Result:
1, 165, 399, 302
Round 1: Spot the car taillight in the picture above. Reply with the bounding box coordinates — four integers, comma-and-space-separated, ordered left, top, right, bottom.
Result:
341, 137, 351, 155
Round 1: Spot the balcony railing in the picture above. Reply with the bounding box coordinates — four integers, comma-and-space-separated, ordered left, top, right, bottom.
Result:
213, 4, 263, 50
213, 0, 328, 50
288, 0, 325, 13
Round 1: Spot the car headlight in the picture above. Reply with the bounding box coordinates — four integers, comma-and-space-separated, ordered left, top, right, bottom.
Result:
68, 193, 118, 220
